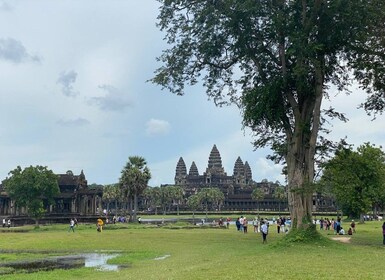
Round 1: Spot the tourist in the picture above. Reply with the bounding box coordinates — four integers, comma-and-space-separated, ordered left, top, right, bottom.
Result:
261, 221, 268, 244
335, 218, 341, 234
339, 227, 345, 235
350, 220, 356, 233
243, 217, 248, 233
2, 218, 5, 228
276, 217, 281, 234
68, 219, 75, 232
347, 227, 353, 235
253, 218, 259, 233
280, 216, 286, 232
382, 222, 385, 245
320, 217, 324, 230
7, 219, 11, 228
226, 217, 231, 229
239, 216, 244, 232
235, 218, 240, 231
97, 218, 104, 232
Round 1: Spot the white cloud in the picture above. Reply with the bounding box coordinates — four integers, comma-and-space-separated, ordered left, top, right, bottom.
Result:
146, 119, 171, 136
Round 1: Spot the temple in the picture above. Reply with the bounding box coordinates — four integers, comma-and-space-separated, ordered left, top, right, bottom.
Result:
173, 144, 287, 211
0, 170, 103, 221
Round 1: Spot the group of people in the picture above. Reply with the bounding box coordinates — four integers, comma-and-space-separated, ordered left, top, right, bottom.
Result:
317, 217, 357, 235
2, 218, 11, 228
235, 216, 249, 233
234, 216, 273, 243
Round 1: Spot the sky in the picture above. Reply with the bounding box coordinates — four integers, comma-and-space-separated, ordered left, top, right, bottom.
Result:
0, 1, 384, 187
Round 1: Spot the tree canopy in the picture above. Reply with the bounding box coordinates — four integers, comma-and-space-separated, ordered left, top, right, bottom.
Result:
321, 143, 385, 220
119, 156, 151, 221
153, 0, 385, 230
3, 165, 59, 225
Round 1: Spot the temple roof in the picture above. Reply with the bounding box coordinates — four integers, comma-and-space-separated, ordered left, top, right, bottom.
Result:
244, 161, 252, 179
175, 157, 187, 177
206, 144, 225, 175
233, 156, 245, 176
189, 161, 199, 176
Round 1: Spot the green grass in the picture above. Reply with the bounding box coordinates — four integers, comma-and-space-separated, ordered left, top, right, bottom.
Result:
0, 221, 384, 279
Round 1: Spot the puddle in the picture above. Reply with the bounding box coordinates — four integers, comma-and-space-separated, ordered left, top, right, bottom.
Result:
154, 254, 171, 260
82, 253, 120, 271
0, 252, 121, 275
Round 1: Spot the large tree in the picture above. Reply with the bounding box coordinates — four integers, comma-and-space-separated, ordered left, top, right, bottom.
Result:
321, 143, 385, 221
152, 0, 385, 230
119, 156, 151, 221
3, 165, 59, 226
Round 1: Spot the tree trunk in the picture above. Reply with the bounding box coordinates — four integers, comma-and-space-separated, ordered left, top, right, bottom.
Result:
133, 194, 138, 221
114, 200, 118, 216
287, 166, 313, 229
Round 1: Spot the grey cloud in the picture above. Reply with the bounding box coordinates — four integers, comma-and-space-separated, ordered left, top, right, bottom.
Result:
56, 118, 90, 127
0, 37, 41, 63
57, 70, 79, 97
89, 84, 132, 111
0, 1, 12, 11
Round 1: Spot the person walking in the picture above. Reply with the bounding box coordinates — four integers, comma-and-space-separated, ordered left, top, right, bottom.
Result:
68, 219, 75, 232
261, 220, 268, 244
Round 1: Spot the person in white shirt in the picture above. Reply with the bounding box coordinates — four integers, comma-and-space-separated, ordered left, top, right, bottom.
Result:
261, 221, 269, 243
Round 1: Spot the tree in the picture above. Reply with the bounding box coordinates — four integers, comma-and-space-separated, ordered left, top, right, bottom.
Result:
119, 156, 151, 221
159, 186, 174, 215
152, 1, 385, 231
273, 186, 287, 212
168, 185, 184, 216
3, 165, 59, 226
187, 194, 201, 223
251, 188, 265, 217
102, 184, 121, 216
198, 187, 225, 218
321, 143, 385, 222
143, 186, 161, 215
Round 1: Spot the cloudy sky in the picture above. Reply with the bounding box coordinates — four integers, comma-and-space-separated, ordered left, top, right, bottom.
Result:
1, 1, 383, 187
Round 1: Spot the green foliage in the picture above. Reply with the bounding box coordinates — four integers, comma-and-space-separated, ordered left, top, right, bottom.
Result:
153, 0, 385, 231
321, 143, 385, 218
3, 165, 59, 222
119, 156, 151, 220
283, 224, 324, 244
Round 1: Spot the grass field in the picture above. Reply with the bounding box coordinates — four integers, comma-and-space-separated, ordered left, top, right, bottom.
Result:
0, 219, 384, 279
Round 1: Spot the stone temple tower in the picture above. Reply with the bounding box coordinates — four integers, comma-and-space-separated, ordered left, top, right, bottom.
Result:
175, 157, 187, 185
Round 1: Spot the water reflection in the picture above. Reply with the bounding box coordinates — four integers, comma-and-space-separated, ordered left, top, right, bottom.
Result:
81, 253, 120, 271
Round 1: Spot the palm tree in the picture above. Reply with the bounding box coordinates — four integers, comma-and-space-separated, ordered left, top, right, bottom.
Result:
143, 186, 161, 215
102, 184, 121, 216
198, 187, 225, 218
159, 186, 173, 215
119, 156, 151, 221
251, 188, 265, 217
273, 186, 287, 213
187, 194, 200, 223
169, 185, 184, 216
